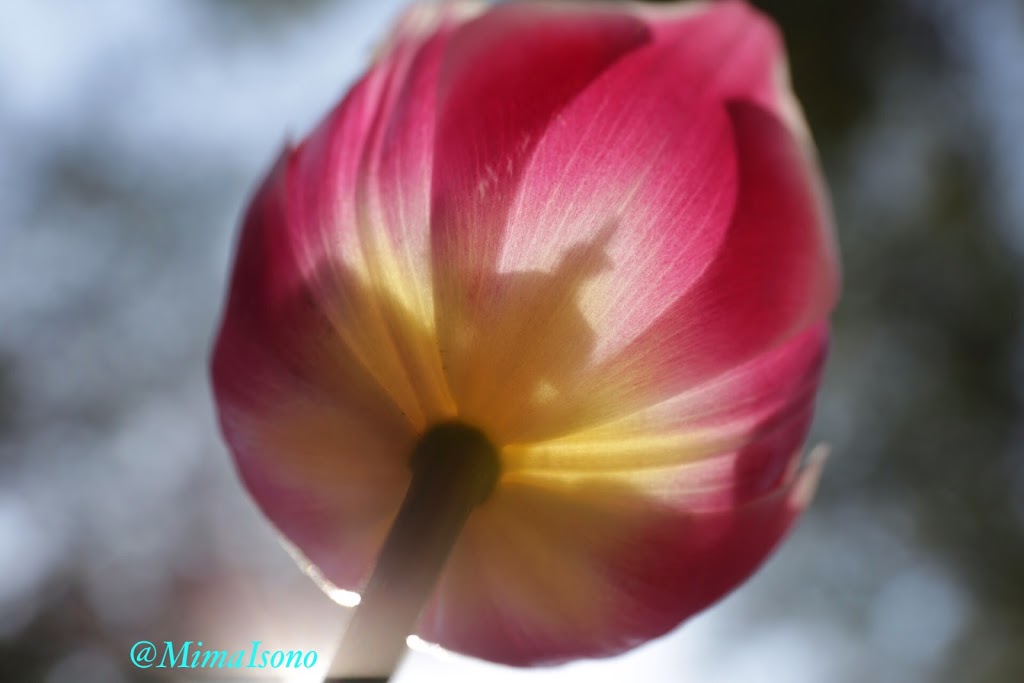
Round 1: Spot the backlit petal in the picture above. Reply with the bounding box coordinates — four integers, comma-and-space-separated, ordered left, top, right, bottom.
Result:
428, 4, 650, 439
513, 98, 838, 443
419, 446, 827, 664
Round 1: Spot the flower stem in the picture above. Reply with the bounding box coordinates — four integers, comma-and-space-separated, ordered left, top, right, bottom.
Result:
324, 422, 500, 682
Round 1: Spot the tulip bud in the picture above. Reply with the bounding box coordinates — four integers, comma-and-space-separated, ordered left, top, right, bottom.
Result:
211, 0, 840, 674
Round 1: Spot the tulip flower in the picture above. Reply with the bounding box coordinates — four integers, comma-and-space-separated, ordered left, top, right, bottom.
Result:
210, 0, 839, 678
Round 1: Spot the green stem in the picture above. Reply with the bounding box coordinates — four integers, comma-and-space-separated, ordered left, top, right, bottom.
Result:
325, 422, 500, 682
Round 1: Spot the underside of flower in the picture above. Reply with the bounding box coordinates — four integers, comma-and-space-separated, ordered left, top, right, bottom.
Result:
410, 422, 501, 504
211, 0, 840, 669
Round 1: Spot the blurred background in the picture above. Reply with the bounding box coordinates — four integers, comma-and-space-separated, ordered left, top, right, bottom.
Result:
1, 0, 1022, 681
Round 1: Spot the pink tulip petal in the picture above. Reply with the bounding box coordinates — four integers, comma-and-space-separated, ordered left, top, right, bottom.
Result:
284, 6, 468, 427
288, 4, 466, 275
212, 6, 471, 592
428, 4, 650, 430
605, 98, 838, 395
419, 447, 826, 665
418, 480, 643, 665
597, 446, 828, 655
511, 97, 837, 443
211, 157, 417, 588
429, 1, 827, 446
430, 3, 649, 269
503, 324, 828, 505
642, 1, 784, 113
